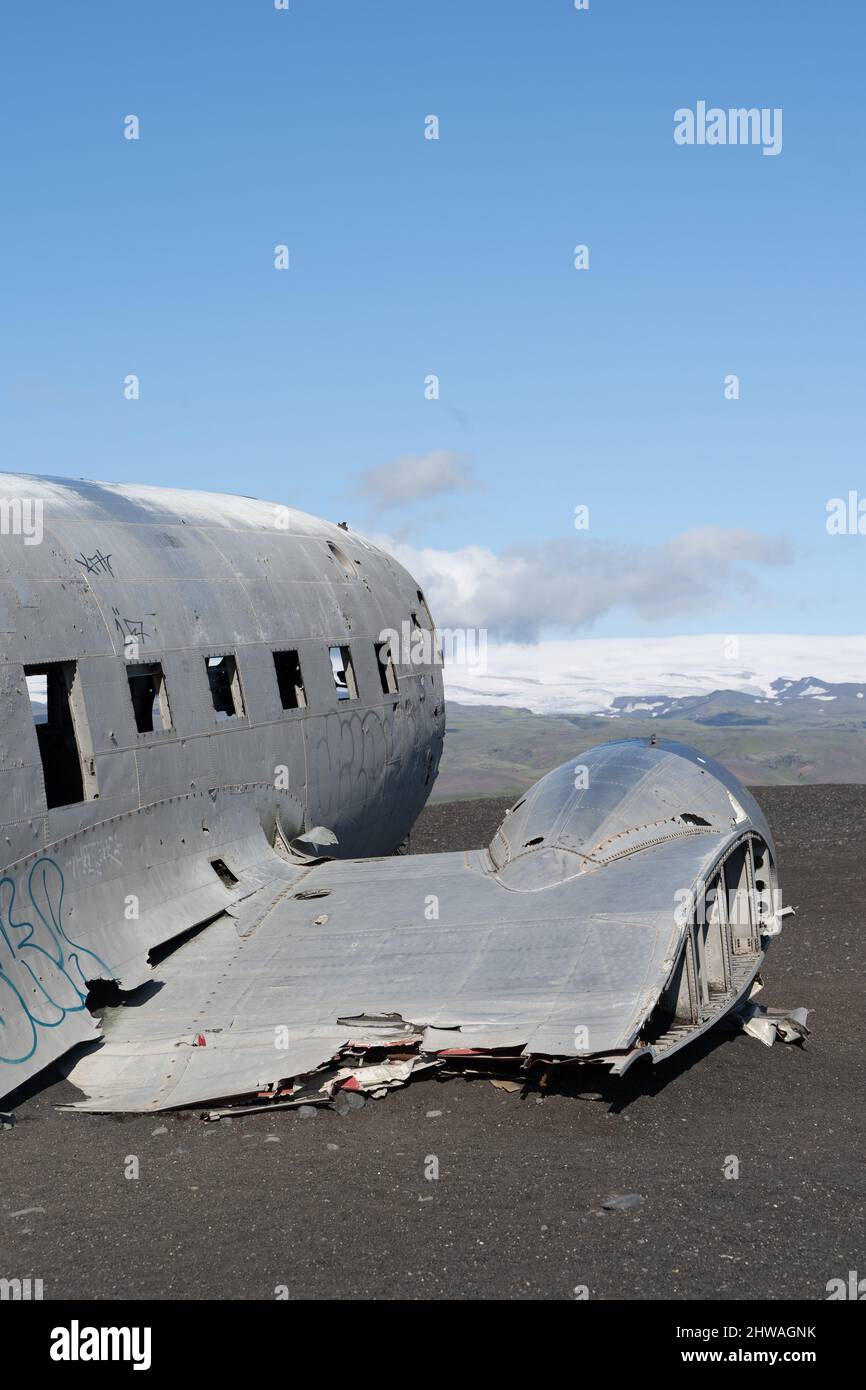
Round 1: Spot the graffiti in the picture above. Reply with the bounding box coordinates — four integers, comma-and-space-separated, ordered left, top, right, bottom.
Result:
69, 833, 123, 881
0, 858, 111, 1065
75, 548, 114, 577
112, 607, 153, 648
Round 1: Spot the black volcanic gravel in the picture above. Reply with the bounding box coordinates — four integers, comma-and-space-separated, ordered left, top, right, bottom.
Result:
1, 786, 863, 1301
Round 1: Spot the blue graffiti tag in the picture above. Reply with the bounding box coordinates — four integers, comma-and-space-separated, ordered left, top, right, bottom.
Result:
0, 857, 111, 1064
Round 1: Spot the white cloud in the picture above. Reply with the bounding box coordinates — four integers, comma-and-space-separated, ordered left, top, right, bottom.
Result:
380, 527, 792, 642
355, 451, 476, 509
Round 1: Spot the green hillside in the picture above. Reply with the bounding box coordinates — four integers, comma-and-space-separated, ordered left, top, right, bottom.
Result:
432, 698, 866, 800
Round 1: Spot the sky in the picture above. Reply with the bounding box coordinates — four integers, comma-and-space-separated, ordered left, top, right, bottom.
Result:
2, 0, 865, 648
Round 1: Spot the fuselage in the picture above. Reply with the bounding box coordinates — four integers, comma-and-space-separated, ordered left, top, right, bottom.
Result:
0, 474, 445, 865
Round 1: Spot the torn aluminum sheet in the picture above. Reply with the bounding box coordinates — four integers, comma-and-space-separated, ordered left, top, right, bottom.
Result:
62, 739, 800, 1112
728, 980, 811, 1047
330, 1057, 442, 1092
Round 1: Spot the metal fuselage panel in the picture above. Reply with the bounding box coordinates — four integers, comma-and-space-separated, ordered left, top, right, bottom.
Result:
0, 475, 443, 1091
0, 474, 445, 866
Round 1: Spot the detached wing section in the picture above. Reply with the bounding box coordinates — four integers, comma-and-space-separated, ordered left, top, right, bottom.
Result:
65, 831, 725, 1111
64, 739, 782, 1111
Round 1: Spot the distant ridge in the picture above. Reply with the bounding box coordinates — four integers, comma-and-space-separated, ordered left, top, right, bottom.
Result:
601, 676, 866, 724
433, 676, 866, 800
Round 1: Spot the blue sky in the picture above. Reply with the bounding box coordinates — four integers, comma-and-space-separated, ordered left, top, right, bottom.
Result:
2, 1, 864, 640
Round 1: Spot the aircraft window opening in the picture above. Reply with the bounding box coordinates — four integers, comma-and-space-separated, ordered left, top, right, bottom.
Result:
273, 649, 307, 710
329, 645, 358, 701
374, 640, 399, 695
206, 655, 245, 719
127, 662, 172, 733
24, 661, 94, 809
524, 835, 544, 847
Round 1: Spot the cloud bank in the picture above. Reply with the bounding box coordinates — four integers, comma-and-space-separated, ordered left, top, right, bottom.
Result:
379, 528, 792, 642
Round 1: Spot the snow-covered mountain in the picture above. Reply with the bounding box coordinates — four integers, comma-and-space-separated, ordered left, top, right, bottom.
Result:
443, 634, 866, 715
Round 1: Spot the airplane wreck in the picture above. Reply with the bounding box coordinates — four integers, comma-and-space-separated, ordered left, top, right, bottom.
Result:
0, 474, 804, 1114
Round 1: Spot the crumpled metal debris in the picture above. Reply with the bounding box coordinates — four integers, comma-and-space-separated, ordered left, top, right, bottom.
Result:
331, 1056, 439, 1092
730, 981, 811, 1047
289, 826, 339, 862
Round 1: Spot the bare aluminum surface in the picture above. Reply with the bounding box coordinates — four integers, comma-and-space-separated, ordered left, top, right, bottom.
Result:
64, 745, 781, 1110
0, 473, 443, 1094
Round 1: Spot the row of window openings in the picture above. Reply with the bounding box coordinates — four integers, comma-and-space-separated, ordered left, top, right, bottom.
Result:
23, 642, 400, 809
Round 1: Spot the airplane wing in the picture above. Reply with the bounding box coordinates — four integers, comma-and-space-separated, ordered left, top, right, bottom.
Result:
64, 749, 757, 1110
